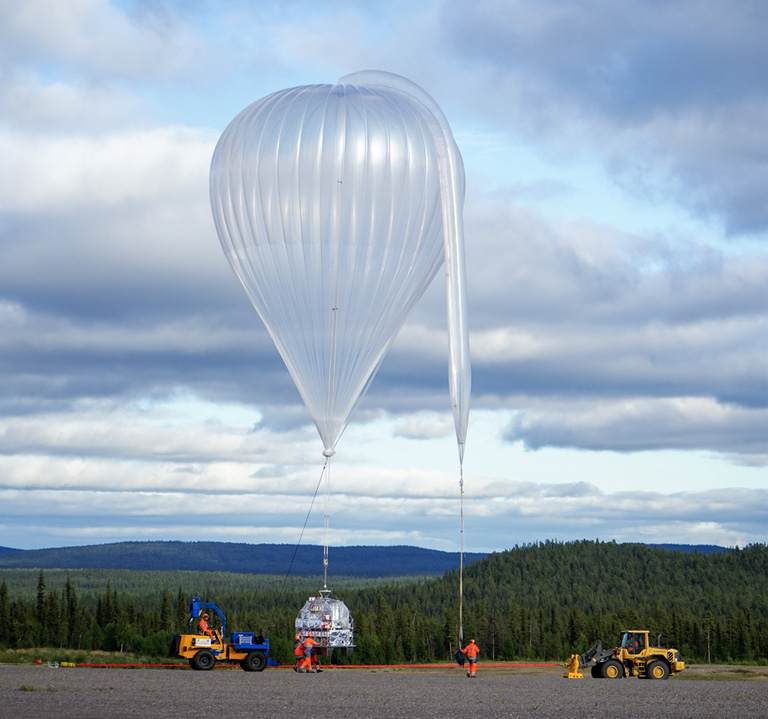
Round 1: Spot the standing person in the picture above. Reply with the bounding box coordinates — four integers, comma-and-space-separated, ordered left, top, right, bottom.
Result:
294, 633, 305, 671
302, 635, 317, 673
461, 639, 479, 678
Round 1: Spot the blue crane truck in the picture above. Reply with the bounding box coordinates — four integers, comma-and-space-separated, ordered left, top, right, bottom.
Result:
171, 597, 271, 671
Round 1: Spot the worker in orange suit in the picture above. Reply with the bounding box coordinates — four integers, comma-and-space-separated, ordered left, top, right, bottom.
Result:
302, 635, 317, 673
294, 633, 305, 671
198, 613, 214, 638
461, 639, 479, 678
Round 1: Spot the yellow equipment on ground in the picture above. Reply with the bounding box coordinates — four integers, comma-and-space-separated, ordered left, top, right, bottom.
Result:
170, 597, 271, 672
563, 653, 583, 678
566, 629, 685, 680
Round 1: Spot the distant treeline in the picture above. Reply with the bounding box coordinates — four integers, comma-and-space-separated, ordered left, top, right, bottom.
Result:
0, 541, 486, 577
1, 540, 765, 666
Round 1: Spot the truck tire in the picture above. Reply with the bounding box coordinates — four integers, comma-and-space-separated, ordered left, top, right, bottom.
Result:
590, 665, 602, 678
601, 659, 624, 679
645, 660, 670, 680
195, 650, 216, 671
242, 650, 267, 672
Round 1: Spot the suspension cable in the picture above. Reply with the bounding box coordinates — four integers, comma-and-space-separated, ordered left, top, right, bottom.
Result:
278, 459, 328, 598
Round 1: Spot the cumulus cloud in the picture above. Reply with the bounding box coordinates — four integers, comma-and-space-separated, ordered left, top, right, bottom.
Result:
441, 0, 768, 235
1, 471, 761, 551
381, 203, 768, 417
0, 126, 216, 213
505, 397, 766, 463
0, 0, 205, 83
460, 483, 765, 549
0, 0, 763, 550
393, 412, 455, 440
0, 118, 227, 330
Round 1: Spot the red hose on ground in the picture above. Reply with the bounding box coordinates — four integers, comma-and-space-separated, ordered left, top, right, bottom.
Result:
72, 662, 558, 670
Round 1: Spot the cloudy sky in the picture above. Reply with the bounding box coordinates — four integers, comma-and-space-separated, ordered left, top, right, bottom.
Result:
0, 0, 765, 558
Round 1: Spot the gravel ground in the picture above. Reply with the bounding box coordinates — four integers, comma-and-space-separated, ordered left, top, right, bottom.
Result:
1, 664, 766, 719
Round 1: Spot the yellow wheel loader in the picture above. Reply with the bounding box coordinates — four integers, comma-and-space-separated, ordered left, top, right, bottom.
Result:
565, 629, 685, 679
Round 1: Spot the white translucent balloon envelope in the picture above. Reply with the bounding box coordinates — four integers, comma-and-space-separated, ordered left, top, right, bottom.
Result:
210, 71, 470, 459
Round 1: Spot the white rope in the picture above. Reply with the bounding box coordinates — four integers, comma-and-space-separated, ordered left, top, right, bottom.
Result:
459, 459, 464, 645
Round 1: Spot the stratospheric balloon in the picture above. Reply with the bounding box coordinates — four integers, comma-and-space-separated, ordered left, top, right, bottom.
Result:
210, 70, 470, 459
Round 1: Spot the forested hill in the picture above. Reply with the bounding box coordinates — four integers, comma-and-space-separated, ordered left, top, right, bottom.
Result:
337, 540, 768, 664
0, 541, 487, 577
0, 540, 764, 663
455, 540, 767, 617
0, 541, 726, 575
339, 540, 768, 625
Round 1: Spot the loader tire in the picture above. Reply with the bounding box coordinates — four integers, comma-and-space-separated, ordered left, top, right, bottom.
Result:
645, 660, 669, 680
195, 650, 215, 671
601, 659, 624, 679
591, 665, 602, 678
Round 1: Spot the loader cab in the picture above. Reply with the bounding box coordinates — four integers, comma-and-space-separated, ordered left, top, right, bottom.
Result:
621, 631, 647, 655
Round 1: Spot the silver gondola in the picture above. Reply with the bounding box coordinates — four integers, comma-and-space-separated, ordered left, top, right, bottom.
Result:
295, 590, 354, 656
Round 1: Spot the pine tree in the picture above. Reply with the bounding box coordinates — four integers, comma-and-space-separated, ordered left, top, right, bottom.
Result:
35, 570, 46, 645
0, 580, 9, 645
160, 588, 172, 632
176, 587, 188, 632
65, 575, 79, 646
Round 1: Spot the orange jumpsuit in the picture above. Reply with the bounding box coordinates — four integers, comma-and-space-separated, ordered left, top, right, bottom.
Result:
462, 640, 479, 677
294, 634, 305, 668
302, 636, 317, 671
198, 617, 213, 637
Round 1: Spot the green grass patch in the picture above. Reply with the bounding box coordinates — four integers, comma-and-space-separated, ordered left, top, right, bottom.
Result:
0, 647, 187, 667
675, 666, 768, 681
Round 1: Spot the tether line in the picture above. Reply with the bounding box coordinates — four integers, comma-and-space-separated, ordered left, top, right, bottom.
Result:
279, 459, 328, 598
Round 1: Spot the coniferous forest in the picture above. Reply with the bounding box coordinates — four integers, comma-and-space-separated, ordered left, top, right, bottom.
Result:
0, 540, 766, 666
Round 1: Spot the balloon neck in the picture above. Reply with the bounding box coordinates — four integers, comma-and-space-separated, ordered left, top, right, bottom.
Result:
323, 448, 336, 458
